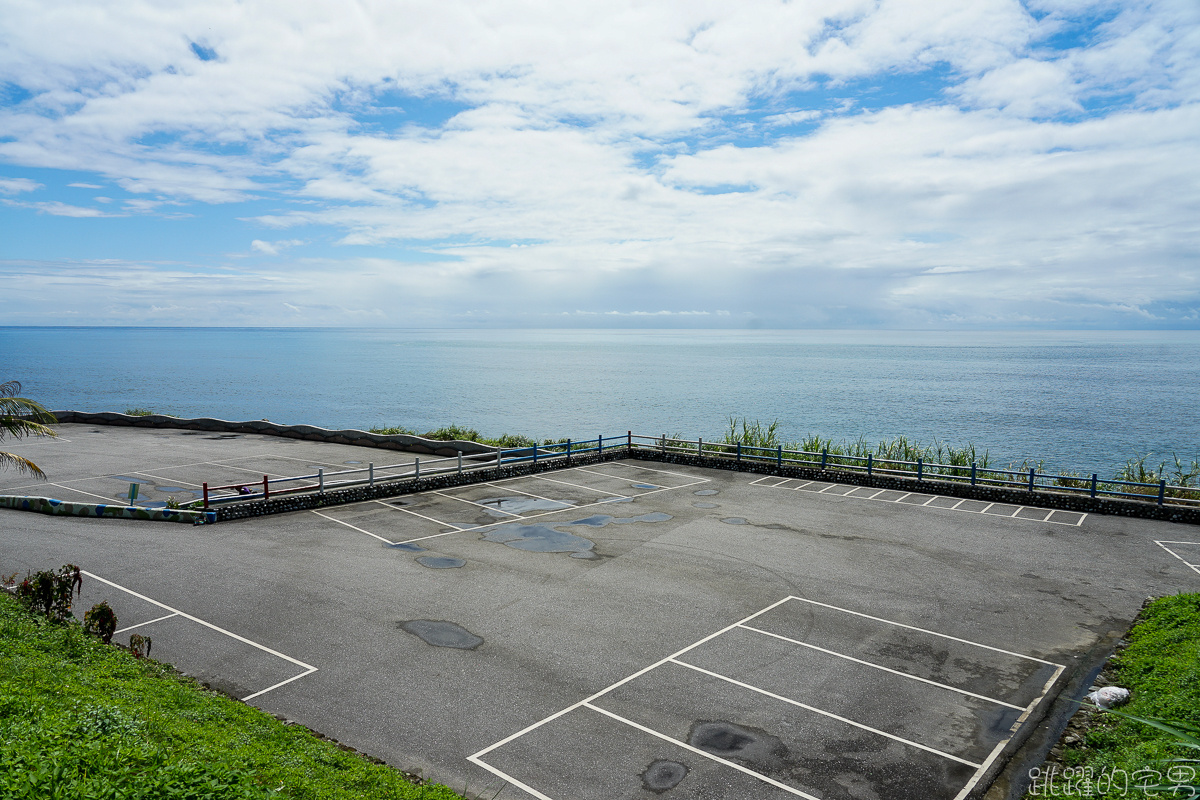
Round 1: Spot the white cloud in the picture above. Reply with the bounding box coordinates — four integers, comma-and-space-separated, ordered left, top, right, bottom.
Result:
0, 177, 41, 194
250, 238, 304, 255
0, 1, 1195, 327
67, 182, 102, 188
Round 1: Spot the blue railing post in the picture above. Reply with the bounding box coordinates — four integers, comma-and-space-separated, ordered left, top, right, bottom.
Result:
1028, 467, 1035, 492
777, 445, 782, 469
1090, 474, 1097, 498
497, 450, 503, 476
598, 435, 603, 454
821, 449, 827, 469
567, 439, 572, 461
1159, 479, 1166, 506
970, 462, 977, 487
917, 458, 923, 481
737, 442, 741, 463
533, 445, 538, 465
867, 454, 872, 477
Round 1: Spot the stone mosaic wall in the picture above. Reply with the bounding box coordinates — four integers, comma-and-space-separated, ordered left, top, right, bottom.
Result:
0, 495, 217, 525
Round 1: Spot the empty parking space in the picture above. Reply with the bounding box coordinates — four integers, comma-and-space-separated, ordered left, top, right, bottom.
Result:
1156, 541, 1200, 576
307, 465, 709, 549
77, 571, 316, 702
751, 476, 1088, 526
471, 597, 1064, 800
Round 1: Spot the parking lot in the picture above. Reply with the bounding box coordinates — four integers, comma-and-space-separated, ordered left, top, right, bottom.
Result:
2, 424, 1197, 799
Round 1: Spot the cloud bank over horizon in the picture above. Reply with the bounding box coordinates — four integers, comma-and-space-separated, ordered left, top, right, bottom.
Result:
1, 0, 1197, 328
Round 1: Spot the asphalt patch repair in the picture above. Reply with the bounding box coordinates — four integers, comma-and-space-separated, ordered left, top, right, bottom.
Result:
1, 424, 1197, 799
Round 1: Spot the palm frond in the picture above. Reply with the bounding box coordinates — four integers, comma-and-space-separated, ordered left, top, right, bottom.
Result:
0, 451, 47, 479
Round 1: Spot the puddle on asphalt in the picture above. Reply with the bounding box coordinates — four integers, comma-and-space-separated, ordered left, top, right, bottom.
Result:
694, 489, 719, 496
689, 720, 787, 766
631, 483, 658, 489
641, 760, 689, 794
399, 620, 483, 650
155, 486, 185, 493
417, 556, 466, 569
111, 475, 152, 484
566, 512, 673, 527
692, 502, 719, 509
479, 496, 574, 515
344, 460, 362, 464
387, 542, 425, 551
721, 517, 748, 525
482, 524, 595, 556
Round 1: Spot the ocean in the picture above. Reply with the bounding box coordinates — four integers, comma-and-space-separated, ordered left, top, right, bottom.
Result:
2, 327, 1197, 476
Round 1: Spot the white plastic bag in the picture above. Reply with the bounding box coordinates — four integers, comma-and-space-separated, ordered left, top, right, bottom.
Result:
1086, 686, 1130, 708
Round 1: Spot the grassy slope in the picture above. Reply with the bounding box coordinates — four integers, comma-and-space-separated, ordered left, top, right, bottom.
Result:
0, 593, 464, 800
1027, 593, 1200, 798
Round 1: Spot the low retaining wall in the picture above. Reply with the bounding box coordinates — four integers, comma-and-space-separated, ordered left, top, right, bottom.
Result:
630, 450, 1200, 525
49, 411, 499, 458
0, 495, 217, 525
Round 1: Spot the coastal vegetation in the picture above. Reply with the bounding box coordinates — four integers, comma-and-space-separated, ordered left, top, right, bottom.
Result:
0, 582, 466, 800
707, 417, 1200, 499
0, 380, 56, 478
369, 424, 565, 450
1023, 593, 1200, 799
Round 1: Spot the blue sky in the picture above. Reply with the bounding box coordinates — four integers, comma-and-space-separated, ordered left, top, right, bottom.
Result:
1, 0, 1197, 328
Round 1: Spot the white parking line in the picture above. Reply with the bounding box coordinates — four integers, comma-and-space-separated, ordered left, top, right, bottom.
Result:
571, 466, 662, 488
312, 509, 404, 543
430, 489, 524, 518
479, 482, 572, 505
82, 571, 317, 702
534, 474, 631, 496
584, 702, 820, 799
1155, 541, 1200, 576
669, 658, 983, 768
469, 595, 1065, 800
738, 624, 1025, 711
47, 482, 121, 503
113, 611, 180, 635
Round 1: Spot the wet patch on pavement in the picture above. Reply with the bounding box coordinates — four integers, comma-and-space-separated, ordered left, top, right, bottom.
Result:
565, 512, 672, 527
641, 759, 689, 793
417, 556, 466, 569
482, 524, 596, 556
479, 496, 574, 515
400, 620, 483, 650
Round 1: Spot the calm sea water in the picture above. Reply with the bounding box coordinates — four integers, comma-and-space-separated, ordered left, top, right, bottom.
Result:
3, 327, 1197, 475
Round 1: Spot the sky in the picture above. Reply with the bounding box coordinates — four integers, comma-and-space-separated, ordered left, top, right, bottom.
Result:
0, 0, 1197, 329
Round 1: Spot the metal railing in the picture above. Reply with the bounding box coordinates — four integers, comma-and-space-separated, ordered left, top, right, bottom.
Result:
197, 429, 1198, 511
200, 435, 624, 508
631, 433, 1200, 508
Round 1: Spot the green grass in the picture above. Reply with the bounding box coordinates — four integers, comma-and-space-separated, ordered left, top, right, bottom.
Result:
0, 592, 465, 800
1024, 593, 1200, 798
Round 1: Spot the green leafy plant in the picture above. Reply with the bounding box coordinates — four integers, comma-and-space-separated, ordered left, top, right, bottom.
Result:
14, 564, 81, 621
129, 633, 152, 659
83, 601, 118, 644
125, 407, 155, 416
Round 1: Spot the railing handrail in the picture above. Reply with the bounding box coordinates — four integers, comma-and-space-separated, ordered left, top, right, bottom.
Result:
199, 430, 1198, 510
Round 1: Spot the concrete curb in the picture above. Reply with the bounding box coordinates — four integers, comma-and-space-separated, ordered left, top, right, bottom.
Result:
0, 495, 217, 524
48, 411, 499, 458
